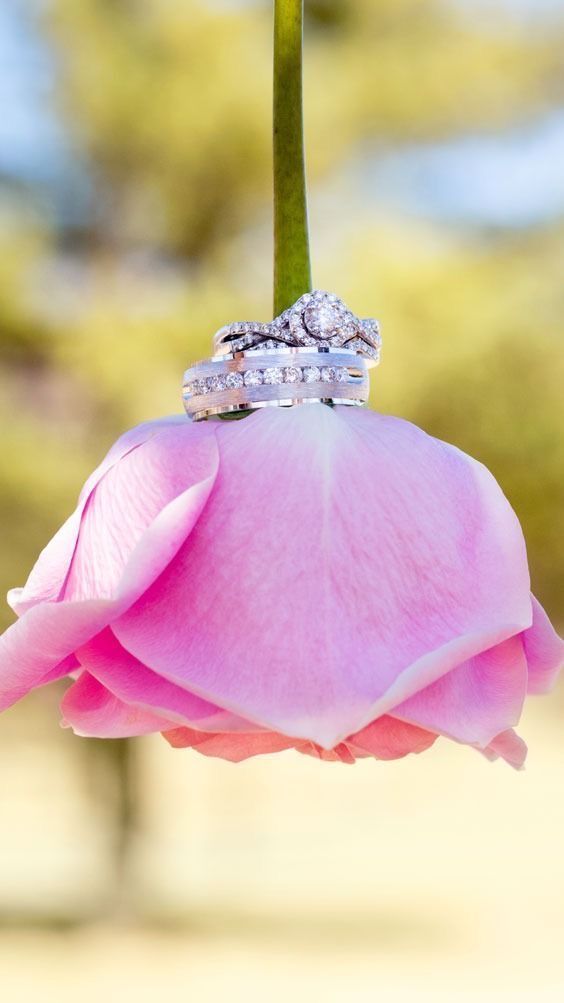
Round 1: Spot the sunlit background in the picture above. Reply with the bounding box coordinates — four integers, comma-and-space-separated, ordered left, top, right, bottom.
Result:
0, 1, 563, 999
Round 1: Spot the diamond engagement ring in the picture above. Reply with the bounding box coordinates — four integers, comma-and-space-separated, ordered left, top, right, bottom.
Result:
182, 291, 380, 421
212, 289, 381, 364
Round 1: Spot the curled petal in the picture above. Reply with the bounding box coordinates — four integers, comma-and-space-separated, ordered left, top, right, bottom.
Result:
62, 672, 173, 737
77, 628, 259, 733
393, 634, 528, 747
524, 595, 564, 694
9, 417, 189, 616
115, 405, 532, 748
0, 421, 218, 710
481, 729, 528, 770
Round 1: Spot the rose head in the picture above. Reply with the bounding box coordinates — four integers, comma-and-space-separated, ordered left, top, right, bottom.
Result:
1, 404, 562, 766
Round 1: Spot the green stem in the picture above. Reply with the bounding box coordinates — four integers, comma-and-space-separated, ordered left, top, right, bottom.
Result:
273, 0, 312, 316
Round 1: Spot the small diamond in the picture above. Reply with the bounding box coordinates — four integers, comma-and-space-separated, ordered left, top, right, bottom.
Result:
321, 366, 338, 383
208, 374, 227, 392
263, 367, 284, 385
244, 369, 263, 387
225, 371, 244, 389
302, 365, 321, 383
284, 366, 302, 384
336, 367, 348, 382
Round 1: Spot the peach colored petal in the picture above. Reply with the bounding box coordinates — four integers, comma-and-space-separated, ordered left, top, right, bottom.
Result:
162, 726, 296, 762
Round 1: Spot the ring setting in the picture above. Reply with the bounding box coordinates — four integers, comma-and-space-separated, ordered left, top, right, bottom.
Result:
183, 291, 381, 420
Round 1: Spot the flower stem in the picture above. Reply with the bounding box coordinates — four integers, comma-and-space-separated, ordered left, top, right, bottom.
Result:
273, 0, 312, 316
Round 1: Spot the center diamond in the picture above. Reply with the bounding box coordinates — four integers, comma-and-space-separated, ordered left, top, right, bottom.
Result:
303, 302, 340, 340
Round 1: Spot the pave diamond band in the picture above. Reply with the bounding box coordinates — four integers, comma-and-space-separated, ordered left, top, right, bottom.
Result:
182, 347, 369, 421
212, 290, 382, 366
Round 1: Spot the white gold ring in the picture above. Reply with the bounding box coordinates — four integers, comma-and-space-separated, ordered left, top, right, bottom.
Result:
212, 290, 381, 366
183, 291, 379, 420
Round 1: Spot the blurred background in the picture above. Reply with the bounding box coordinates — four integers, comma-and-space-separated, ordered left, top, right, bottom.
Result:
0, 0, 563, 999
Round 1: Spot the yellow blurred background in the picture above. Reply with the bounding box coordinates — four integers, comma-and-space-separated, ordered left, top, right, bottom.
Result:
0, 1, 563, 999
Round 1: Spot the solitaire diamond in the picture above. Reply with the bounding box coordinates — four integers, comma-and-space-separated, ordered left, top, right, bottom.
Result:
304, 302, 340, 338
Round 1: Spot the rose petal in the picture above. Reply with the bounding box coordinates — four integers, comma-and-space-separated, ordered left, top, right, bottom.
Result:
9, 416, 188, 615
524, 595, 564, 694
162, 727, 296, 762
347, 714, 437, 759
62, 421, 216, 602
62, 672, 172, 737
393, 634, 528, 747
78, 628, 259, 732
115, 405, 531, 748
297, 742, 358, 764
480, 729, 528, 769
0, 421, 218, 710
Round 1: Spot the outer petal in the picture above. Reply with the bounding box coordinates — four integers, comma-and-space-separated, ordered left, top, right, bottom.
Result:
77, 628, 260, 733
524, 595, 564, 694
481, 729, 528, 770
115, 405, 532, 748
9, 416, 188, 616
347, 715, 437, 760
162, 727, 296, 762
297, 742, 358, 764
0, 421, 218, 710
61, 672, 173, 737
392, 634, 528, 747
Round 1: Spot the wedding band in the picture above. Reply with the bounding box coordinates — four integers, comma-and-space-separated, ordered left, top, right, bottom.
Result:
183, 346, 369, 421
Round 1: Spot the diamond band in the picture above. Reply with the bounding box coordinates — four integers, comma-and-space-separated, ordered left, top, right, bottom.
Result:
182, 347, 369, 421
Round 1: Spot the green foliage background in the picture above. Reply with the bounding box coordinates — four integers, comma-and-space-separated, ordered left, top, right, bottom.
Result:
1, 0, 563, 629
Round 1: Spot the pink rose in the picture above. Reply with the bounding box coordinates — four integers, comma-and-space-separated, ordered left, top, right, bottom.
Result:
1, 405, 562, 767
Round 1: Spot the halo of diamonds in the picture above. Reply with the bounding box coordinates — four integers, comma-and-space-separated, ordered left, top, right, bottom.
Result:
212, 290, 381, 365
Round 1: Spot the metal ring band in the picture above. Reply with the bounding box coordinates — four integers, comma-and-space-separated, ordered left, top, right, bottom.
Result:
182, 347, 369, 421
